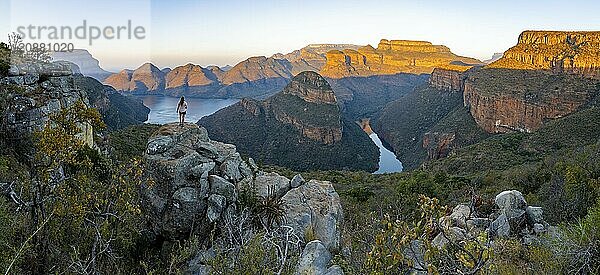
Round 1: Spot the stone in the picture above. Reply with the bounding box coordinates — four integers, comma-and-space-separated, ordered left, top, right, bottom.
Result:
282, 180, 343, 250
495, 190, 527, 210
247, 157, 259, 171
147, 136, 173, 155
209, 175, 237, 202
173, 187, 199, 203
533, 223, 546, 234
23, 73, 39, 85
290, 174, 305, 188
296, 240, 332, 275
432, 227, 466, 249
207, 194, 226, 223
491, 214, 510, 238
449, 204, 471, 228
526, 206, 544, 224
254, 172, 291, 199
325, 265, 344, 275
191, 162, 216, 179
219, 153, 251, 183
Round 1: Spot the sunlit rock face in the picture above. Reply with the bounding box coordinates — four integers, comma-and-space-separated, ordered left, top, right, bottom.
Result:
320, 39, 483, 78
489, 31, 600, 78
463, 31, 600, 134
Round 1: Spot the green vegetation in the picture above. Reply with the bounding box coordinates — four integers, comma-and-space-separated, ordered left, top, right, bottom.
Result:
373, 85, 480, 170
74, 75, 151, 131
0, 42, 9, 77
200, 97, 379, 172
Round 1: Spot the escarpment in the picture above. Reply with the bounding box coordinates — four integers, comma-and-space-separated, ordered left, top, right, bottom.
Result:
429, 67, 470, 92
199, 71, 379, 172
320, 39, 483, 78
464, 31, 600, 134
489, 31, 600, 78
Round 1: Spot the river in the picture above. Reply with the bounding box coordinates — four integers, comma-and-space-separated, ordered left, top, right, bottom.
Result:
135, 95, 403, 173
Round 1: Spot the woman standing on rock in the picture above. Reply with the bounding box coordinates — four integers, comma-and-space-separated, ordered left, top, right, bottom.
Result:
177, 96, 188, 126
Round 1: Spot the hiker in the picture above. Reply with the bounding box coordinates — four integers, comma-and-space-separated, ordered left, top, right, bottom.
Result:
177, 96, 188, 126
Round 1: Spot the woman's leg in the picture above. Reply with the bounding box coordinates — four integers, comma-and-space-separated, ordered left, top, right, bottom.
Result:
182, 113, 186, 124
179, 113, 183, 125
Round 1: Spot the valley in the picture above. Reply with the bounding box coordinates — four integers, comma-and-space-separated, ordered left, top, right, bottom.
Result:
2, 12, 600, 273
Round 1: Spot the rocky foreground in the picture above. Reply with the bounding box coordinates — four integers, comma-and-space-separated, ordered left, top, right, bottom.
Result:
142, 123, 344, 274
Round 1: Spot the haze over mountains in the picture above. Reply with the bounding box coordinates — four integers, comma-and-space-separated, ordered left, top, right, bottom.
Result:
102, 39, 482, 100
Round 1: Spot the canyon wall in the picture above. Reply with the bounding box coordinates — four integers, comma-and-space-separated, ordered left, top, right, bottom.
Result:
489, 31, 600, 78
428, 67, 469, 92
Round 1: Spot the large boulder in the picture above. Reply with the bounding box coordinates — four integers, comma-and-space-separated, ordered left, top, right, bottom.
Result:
282, 180, 343, 250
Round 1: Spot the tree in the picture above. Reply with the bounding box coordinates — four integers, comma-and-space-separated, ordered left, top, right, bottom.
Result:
4, 101, 145, 274
365, 195, 492, 274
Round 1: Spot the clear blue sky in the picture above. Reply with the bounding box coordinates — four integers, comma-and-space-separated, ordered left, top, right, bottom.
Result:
2, 0, 599, 71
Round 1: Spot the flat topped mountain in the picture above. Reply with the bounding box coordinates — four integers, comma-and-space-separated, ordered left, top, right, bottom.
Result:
320, 39, 483, 78
198, 71, 379, 172
489, 30, 600, 78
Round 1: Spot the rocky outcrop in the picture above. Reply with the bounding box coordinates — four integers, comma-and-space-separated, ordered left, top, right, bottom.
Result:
142, 123, 250, 239
1, 62, 94, 160
428, 67, 469, 92
142, 123, 345, 243
489, 31, 600, 78
433, 190, 549, 250
281, 71, 337, 104
282, 179, 343, 250
320, 39, 482, 78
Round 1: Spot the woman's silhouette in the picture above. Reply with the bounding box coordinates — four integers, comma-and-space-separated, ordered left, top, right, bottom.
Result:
177, 96, 188, 126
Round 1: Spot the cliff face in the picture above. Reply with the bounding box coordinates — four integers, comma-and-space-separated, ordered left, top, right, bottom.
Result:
463, 31, 600, 134
464, 68, 600, 133
429, 67, 469, 92
272, 44, 361, 75
267, 71, 342, 144
198, 71, 378, 172
489, 31, 600, 78
1, 62, 94, 160
320, 39, 482, 78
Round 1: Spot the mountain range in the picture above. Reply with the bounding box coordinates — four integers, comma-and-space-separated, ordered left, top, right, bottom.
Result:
102, 40, 482, 100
